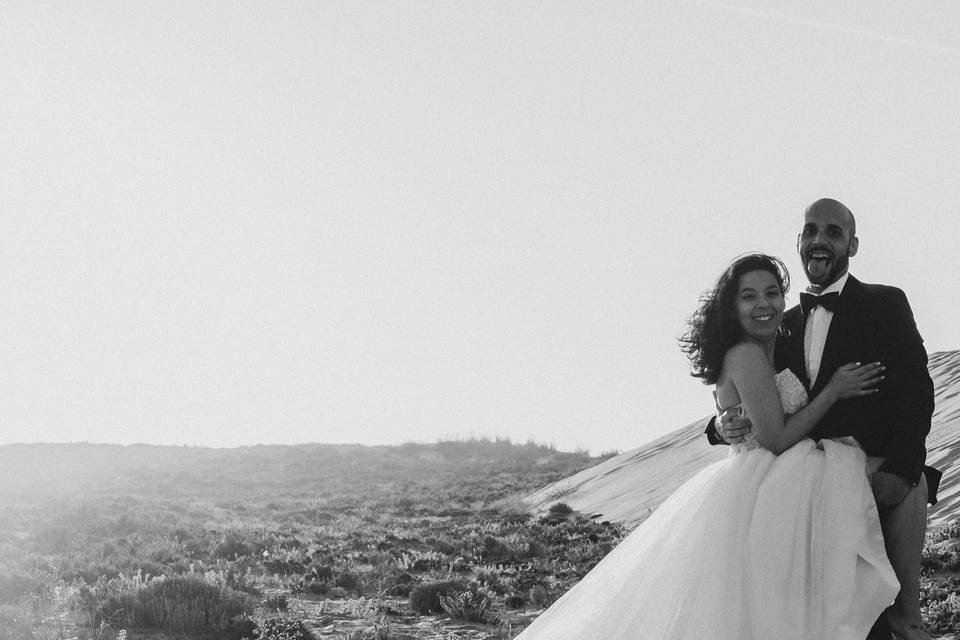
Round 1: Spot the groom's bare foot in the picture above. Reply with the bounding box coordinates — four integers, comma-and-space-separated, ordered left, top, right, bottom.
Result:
886, 611, 932, 640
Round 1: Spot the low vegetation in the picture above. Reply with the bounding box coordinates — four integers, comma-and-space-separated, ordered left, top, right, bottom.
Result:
0, 439, 621, 639
0, 439, 957, 638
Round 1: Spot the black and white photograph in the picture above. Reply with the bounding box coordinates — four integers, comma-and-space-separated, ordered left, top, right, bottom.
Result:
1, 2, 959, 639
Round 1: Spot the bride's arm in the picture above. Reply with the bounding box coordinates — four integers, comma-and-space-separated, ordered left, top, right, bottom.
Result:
724, 344, 881, 455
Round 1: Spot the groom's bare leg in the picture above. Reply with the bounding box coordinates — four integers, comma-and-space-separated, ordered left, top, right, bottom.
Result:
867, 457, 929, 639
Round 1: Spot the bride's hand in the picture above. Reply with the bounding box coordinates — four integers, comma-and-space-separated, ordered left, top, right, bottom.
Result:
825, 362, 885, 401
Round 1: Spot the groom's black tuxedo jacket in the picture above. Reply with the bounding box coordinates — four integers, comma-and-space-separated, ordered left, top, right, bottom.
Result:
707, 275, 940, 501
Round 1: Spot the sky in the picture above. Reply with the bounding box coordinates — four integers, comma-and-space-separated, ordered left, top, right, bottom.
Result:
1, 1, 958, 454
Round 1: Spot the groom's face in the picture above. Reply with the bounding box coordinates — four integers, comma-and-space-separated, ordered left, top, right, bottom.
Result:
797, 205, 858, 288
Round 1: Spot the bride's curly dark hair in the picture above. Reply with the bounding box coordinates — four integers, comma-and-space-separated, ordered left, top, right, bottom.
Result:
680, 253, 790, 385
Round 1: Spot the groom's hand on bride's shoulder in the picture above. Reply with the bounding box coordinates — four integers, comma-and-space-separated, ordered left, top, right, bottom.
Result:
718, 409, 752, 445
870, 471, 911, 508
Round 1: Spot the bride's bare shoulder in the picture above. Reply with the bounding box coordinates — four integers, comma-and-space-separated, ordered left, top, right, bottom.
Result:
722, 342, 767, 371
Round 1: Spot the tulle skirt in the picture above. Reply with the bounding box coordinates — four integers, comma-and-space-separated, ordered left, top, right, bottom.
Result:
514, 438, 898, 640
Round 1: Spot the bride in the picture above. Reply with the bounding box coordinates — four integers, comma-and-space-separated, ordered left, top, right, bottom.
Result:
513, 253, 898, 640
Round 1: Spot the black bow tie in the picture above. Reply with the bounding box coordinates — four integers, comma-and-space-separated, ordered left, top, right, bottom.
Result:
800, 291, 840, 315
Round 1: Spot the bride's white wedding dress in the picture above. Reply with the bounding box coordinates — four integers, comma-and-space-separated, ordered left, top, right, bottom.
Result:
515, 369, 898, 640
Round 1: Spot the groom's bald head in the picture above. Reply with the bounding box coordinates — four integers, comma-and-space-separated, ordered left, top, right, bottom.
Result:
805, 198, 856, 237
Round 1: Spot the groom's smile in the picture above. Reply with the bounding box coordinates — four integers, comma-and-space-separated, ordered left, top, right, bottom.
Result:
804, 248, 835, 281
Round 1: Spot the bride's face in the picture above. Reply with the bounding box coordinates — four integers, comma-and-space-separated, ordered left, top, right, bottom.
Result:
734, 269, 785, 343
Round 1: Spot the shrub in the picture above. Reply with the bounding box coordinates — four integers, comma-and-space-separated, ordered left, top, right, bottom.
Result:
925, 592, 960, 635
305, 580, 329, 595
130, 560, 166, 578
387, 581, 413, 597
215, 534, 256, 560
335, 571, 361, 593
264, 594, 288, 611
505, 594, 526, 609
246, 615, 310, 640
540, 503, 575, 525
411, 558, 432, 572
529, 584, 556, 608
436, 539, 457, 555
346, 625, 393, 640
409, 580, 467, 614
264, 558, 306, 575
439, 583, 492, 622
931, 520, 960, 544
945, 553, 960, 572
71, 562, 123, 584
380, 570, 415, 597
325, 586, 349, 599
311, 565, 334, 580
476, 570, 505, 595
95, 575, 253, 634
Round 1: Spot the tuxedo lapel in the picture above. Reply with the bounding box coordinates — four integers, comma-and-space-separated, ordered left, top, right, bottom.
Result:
778, 306, 809, 389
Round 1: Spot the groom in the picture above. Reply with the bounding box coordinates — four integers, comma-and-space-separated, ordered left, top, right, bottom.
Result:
706, 198, 939, 640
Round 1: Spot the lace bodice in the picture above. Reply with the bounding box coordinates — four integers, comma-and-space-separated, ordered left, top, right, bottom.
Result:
774, 368, 809, 415
726, 369, 809, 453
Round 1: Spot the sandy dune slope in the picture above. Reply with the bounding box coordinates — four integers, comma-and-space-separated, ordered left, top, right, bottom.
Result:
526, 350, 960, 529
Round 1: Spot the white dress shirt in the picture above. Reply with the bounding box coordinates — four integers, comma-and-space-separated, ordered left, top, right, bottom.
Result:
803, 271, 850, 386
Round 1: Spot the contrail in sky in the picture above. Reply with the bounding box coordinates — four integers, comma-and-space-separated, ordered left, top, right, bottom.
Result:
695, 0, 960, 58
